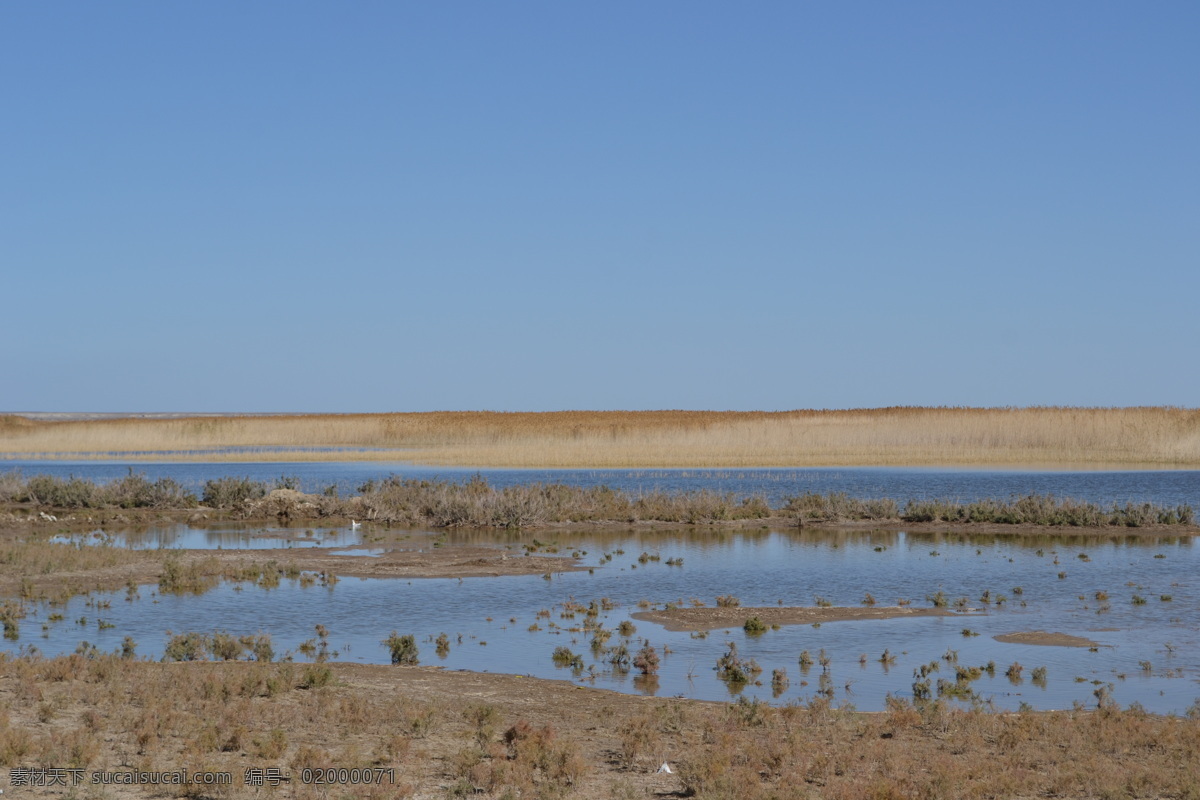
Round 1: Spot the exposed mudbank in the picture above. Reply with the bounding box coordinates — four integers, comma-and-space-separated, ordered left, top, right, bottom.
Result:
632, 605, 964, 632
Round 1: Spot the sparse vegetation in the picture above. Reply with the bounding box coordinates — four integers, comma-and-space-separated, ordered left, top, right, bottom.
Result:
383, 632, 418, 665
2, 468, 1195, 530
0, 652, 1193, 798
715, 642, 762, 685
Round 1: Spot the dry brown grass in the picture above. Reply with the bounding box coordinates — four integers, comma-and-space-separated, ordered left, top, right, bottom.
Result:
2, 407, 1199, 467
0, 656, 1196, 799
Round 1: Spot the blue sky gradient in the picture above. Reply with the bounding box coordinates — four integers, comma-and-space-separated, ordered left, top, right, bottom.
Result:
3, 3, 1197, 411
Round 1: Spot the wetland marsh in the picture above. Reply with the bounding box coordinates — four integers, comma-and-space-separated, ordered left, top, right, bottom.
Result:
2, 462, 1199, 798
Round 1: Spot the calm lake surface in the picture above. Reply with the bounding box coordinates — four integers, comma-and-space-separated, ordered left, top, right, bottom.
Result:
15, 524, 1200, 715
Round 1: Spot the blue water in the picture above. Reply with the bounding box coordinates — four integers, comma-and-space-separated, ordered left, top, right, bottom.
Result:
12, 527, 1200, 714
2, 462, 1198, 508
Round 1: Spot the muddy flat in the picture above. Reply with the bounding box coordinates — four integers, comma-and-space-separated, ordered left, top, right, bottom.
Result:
631, 605, 960, 632
0, 542, 581, 600
994, 630, 1100, 647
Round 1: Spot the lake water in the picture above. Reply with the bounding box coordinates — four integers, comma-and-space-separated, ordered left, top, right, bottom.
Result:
12, 522, 1199, 714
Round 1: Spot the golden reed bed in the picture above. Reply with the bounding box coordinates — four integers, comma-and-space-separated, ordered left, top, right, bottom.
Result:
1, 407, 1198, 467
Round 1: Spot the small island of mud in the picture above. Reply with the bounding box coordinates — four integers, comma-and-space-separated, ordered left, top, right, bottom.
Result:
994, 631, 1101, 648
632, 605, 962, 632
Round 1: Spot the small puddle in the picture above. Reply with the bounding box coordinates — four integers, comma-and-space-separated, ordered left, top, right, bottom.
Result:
49, 524, 368, 551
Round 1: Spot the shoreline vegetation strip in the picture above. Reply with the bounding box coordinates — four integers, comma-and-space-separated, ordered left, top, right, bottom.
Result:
0, 471, 1194, 529
2, 407, 1199, 467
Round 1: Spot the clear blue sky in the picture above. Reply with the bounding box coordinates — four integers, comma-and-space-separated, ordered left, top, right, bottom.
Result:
3, 2, 1197, 412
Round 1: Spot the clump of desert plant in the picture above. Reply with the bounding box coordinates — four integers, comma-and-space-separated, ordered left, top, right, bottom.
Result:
435, 633, 450, 657
617, 620, 636, 637
927, 590, 949, 608
955, 665, 982, 682
937, 677, 976, 700
716, 642, 761, 685
1031, 666, 1048, 686
0, 602, 25, 641
241, 634, 274, 662
716, 594, 740, 608
163, 631, 208, 662
158, 557, 218, 595
606, 644, 631, 670
879, 649, 897, 666
383, 632, 418, 665
798, 650, 814, 671
210, 631, 245, 661
120, 636, 137, 659
771, 668, 789, 696
743, 616, 767, 635
632, 643, 659, 675
1006, 662, 1024, 682
202, 476, 267, 507
590, 627, 612, 655
552, 647, 583, 669
1132, 594, 1147, 605
861, 592, 876, 606
298, 663, 333, 689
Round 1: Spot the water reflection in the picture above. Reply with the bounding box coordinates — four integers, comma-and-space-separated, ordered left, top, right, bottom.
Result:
49, 524, 367, 551
10, 527, 1200, 714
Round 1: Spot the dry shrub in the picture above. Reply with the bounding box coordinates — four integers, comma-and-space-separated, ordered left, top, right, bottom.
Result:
619, 712, 660, 768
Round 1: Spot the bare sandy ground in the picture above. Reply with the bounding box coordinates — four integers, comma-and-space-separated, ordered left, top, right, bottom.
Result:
994, 630, 1101, 647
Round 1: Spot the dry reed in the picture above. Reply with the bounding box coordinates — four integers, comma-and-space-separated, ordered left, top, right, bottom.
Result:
3, 407, 1199, 467
0, 655, 1196, 799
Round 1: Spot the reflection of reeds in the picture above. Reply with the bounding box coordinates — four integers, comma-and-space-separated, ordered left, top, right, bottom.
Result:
3, 407, 1198, 466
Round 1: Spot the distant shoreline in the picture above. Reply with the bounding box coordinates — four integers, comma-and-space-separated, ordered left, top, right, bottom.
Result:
2, 407, 1198, 468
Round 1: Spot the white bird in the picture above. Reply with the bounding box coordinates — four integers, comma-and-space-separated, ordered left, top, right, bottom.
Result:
350, 520, 361, 530
656, 762, 673, 774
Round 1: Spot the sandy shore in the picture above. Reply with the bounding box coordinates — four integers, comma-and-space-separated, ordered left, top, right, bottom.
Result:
993, 630, 1101, 647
